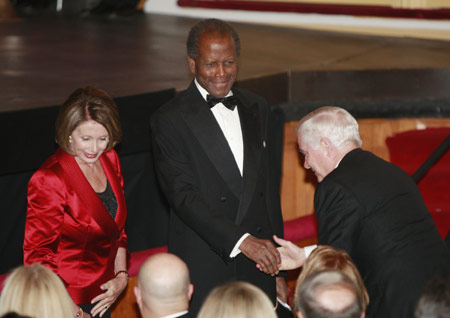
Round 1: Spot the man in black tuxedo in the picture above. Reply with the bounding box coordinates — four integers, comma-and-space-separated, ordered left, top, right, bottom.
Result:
134, 253, 193, 318
151, 19, 287, 315
274, 106, 450, 318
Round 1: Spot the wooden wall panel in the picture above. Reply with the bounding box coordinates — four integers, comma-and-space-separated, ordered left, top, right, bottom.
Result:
280, 118, 450, 221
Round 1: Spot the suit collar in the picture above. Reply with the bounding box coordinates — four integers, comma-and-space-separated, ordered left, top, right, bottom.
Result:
56, 148, 120, 238
234, 90, 262, 224
181, 82, 263, 224
181, 82, 243, 200
340, 148, 363, 165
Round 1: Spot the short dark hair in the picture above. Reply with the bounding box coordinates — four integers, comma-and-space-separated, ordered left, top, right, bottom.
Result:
414, 275, 450, 318
187, 19, 240, 59
55, 86, 122, 154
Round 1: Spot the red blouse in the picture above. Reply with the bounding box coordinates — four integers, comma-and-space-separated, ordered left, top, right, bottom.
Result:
23, 148, 128, 304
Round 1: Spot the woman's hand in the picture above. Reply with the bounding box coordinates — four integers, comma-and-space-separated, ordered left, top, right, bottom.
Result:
90, 275, 128, 317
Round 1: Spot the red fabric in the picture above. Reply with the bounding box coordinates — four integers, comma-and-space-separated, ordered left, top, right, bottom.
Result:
283, 214, 317, 243
0, 273, 8, 292
386, 128, 450, 239
128, 246, 169, 277
23, 149, 128, 304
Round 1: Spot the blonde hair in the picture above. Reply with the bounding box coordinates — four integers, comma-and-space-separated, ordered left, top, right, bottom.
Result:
198, 281, 277, 318
294, 245, 369, 311
0, 264, 74, 318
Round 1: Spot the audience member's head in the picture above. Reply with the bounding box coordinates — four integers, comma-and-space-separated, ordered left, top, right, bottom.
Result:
414, 275, 450, 318
198, 281, 277, 318
134, 253, 193, 318
296, 270, 365, 318
0, 264, 74, 318
294, 245, 369, 311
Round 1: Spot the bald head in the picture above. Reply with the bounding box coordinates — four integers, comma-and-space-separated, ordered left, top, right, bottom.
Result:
135, 253, 193, 318
316, 283, 357, 312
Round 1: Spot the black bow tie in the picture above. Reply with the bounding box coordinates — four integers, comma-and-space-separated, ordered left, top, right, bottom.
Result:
206, 94, 237, 110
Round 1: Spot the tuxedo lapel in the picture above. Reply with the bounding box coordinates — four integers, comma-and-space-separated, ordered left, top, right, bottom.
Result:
56, 149, 120, 238
181, 83, 243, 200
234, 91, 262, 225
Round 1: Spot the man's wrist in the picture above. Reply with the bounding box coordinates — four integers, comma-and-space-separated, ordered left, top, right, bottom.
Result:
230, 233, 251, 258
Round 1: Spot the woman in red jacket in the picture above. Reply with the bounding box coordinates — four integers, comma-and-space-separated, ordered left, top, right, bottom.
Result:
24, 87, 128, 318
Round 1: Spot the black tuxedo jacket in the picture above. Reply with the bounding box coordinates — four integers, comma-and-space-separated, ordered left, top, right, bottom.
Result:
315, 149, 450, 318
151, 82, 283, 314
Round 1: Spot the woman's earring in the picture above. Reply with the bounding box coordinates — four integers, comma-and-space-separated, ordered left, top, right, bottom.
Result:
69, 136, 73, 143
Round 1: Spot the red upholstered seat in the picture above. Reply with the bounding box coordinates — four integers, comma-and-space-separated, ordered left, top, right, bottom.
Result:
386, 127, 450, 239
283, 214, 318, 243
128, 245, 168, 277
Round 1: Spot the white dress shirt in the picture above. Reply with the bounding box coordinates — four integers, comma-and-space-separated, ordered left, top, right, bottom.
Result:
194, 80, 248, 257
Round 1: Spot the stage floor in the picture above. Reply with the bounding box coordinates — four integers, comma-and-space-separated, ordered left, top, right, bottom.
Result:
1, 13, 450, 112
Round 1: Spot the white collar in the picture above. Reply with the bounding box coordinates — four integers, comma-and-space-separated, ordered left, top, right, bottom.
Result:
159, 310, 189, 318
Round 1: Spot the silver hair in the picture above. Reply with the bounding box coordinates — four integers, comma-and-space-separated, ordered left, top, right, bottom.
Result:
297, 270, 364, 318
297, 106, 362, 150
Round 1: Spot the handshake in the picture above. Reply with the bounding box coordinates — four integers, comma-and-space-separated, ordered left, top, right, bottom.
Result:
239, 235, 307, 275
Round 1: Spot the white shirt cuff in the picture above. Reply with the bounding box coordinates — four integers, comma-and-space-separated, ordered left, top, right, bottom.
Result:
230, 233, 251, 258
304, 244, 317, 258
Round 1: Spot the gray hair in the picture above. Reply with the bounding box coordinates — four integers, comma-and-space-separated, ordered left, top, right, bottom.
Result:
414, 275, 450, 318
187, 19, 240, 59
297, 106, 362, 150
296, 270, 364, 318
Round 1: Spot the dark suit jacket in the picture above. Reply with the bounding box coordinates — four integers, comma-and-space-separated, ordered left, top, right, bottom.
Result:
24, 148, 128, 304
315, 148, 450, 318
151, 81, 284, 314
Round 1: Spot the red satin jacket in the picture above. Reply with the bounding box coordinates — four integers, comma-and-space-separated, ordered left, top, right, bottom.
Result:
23, 148, 127, 304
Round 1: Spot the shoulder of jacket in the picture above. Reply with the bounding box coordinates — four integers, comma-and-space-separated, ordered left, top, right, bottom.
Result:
30, 160, 64, 186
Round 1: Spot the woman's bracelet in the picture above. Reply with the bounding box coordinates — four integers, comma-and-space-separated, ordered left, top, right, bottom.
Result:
75, 306, 84, 318
115, 270, 129, 278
